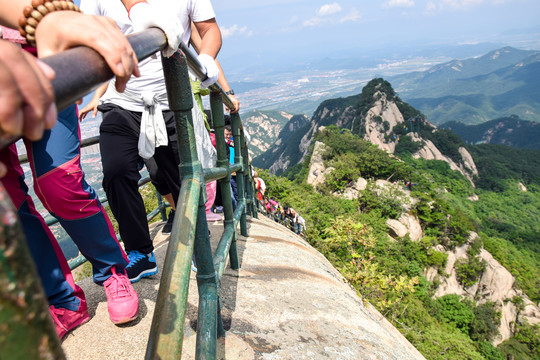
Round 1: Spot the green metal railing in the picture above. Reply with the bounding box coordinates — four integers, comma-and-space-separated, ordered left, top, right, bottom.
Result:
0, 28, 257, 359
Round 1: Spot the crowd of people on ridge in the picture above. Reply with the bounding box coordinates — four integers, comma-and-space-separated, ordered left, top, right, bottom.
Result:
252, 171, 306, 236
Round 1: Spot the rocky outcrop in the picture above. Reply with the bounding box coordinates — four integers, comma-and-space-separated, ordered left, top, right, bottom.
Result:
427, 233, 540, 345
410, 134, 476, 186
398, 213, 423, 241
268, 157, 291, 175
307, 141, 331, 188
387, 219, 408, 238
244, 110, 294, 157
257, 83, 480, 185
458, 147, 479, 177
331, 177, 368, 200
354, 92, 479, 186
362, 93, 403, 153
260, 114, 310, 174
385, 213, 423, 242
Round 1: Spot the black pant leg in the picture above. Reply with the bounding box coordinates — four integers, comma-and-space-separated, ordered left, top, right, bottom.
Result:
153, 110, 181, 206
99, 104, 153, 254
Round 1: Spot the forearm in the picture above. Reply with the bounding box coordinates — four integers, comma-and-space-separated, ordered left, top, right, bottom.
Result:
215, 60, 230, 91
93, 82, 109, 101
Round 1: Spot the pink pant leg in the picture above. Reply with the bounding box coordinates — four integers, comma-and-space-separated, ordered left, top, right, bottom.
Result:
205, 181, 217, 213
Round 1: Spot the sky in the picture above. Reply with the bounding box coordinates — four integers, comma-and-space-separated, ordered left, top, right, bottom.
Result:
71, 0, 540, 79
210, 0, 540, 75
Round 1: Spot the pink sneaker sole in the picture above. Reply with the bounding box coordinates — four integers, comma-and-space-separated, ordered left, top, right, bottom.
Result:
206, 212, 223, 221
49, 305, 90, 340
110, 313, 138, 325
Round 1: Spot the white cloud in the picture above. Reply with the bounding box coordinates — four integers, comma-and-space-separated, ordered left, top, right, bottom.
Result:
425, 1, 437, 12
425, 0, 503, 12
220, 24, 251, 38
317, 3, 342, 16
303, 3, 359, 27
383, 0, 415, 9
443, 0, 483, 8
302, 17, 325, 27
339, 8, 361, 23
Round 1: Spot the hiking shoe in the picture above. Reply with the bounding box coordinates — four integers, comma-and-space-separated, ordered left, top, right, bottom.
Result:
49, 303, 90, 340
126, 250, 158, 283
162, 209, 175, 234
206, 211, 223, 221
104, 267, 139, 324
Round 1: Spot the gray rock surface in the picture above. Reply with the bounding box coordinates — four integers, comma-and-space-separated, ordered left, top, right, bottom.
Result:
62, 216, 425, 359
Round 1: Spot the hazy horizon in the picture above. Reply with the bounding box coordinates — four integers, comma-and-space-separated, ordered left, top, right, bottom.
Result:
212, 1, 540, 77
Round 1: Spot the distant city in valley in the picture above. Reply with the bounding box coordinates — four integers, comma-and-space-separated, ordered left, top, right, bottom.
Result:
228, 55, 453, 117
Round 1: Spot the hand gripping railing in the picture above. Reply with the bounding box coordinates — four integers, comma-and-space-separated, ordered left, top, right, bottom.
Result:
0, 28, 257, 359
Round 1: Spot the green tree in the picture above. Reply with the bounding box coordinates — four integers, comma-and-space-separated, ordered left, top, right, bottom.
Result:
470, 302, 501, 342
455, 256, 487, 287
432, 294, 475, 334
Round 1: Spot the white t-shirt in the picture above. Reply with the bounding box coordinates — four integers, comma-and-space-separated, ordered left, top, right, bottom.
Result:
80, 0, 215, 112
258, 177, 266, 192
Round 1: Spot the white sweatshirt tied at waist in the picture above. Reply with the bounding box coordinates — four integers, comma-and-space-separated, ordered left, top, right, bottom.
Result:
119, 88, 170, 159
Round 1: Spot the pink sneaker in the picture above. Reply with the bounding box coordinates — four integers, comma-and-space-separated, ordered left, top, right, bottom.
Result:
104, 267, 139, 324
49, 303, 90, 340
206, 212, 223, 221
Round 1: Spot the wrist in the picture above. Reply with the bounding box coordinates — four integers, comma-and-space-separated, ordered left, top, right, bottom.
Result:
19, 0, 81, 47
225, 89, 235, 95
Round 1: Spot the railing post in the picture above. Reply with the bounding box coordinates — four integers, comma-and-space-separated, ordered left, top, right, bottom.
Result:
210, 92, 235, 225
0, 183, 66, 360
194, 191, 220, 357
230, 113, 248, 238
155, 192, 168, 221
242, 133, 258, 218
145, 50, 200, 359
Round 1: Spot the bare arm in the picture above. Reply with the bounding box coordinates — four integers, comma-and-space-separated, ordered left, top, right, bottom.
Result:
193, 19, 221, 59
79, 82, 109, 120
190, 22, 239, 112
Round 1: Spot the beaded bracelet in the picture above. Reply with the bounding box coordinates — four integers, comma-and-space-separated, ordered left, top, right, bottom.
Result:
18, 0, 81, 47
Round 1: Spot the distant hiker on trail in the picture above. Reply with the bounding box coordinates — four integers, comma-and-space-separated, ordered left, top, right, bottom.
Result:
253, 170, 266, 209
297, 215, 306, 236
0, 0, 141, 339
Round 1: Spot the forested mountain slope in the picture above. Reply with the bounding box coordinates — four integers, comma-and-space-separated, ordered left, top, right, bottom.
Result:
441, 116, 540, 150
241, 110, 306, 157
258, 126, 540, 360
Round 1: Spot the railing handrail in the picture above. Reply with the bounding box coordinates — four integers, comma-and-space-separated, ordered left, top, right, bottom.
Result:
1, 27, 257, 360
41, 28, 237, 114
